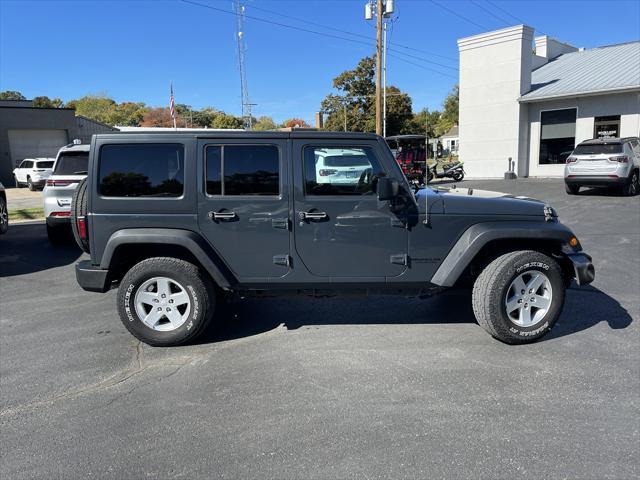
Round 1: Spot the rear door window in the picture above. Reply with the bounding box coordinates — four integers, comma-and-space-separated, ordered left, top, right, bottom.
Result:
99, 144, 185, 197
205, 145, 279, 196
54, 153, 89, 175
37, 161, 54, 169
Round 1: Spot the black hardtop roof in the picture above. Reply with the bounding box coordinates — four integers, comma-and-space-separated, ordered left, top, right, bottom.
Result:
579, 137, 638, 145
94, 131, 381, 140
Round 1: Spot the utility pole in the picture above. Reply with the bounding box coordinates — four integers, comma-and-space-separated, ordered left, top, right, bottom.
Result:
365, 0, 393, 136
375, 0, 383, 136
235, 0, 252, 130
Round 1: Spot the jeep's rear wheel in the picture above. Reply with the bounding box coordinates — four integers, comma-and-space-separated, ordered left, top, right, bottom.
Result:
117, 257, 215, 346
472, 250, 565, 344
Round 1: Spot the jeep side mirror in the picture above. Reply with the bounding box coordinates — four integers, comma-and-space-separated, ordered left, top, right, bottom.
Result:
377, 177, 399, 201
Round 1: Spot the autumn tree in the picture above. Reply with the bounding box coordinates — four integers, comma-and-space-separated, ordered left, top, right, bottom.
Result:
66, 95, 117, 125
283, 118, 311, 129
140, 107, 178, 128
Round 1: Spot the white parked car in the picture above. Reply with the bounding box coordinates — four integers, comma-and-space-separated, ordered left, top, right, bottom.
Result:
43, 142, 90, 243
314, 148, 373, 185
564, 137, 640, 196
13, 158, 55, 191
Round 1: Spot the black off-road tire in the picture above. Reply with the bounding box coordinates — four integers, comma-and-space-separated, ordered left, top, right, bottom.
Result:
472, 250, 565, 344
621, 170, 639, 196
117, 257, 215, 347
565, 183, 580, 195
46, 223, 71, 245
70, 177, 90, 253
0, 196, 8, 234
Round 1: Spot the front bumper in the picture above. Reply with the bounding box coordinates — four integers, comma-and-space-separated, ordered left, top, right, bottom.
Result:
566, 252, 595, 286
76, 260, 111, 293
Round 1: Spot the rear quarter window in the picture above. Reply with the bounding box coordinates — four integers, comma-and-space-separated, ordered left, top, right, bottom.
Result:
37, 161, 54, 169
98, 144, 185, 197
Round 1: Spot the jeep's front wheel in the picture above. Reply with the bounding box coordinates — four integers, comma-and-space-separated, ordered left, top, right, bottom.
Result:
117, 257, 215, 346
472, 250, 565, 344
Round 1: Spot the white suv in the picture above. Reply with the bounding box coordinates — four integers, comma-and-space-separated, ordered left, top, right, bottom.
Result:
315, 148, 373, 185
13, 158, 55, 191
43, 143, 90, 243
564, 137, 640, 196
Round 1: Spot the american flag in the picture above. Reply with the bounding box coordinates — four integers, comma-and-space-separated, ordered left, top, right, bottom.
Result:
169, 83, 176, 119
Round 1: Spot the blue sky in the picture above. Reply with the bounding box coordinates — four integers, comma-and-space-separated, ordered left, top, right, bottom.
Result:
1, 0, 639, 124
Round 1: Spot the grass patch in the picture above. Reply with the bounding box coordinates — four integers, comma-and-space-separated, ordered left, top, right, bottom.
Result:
8, 207, 45, 221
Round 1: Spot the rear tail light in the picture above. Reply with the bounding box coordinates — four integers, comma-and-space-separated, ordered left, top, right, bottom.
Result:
609, 156, 628, 163
77, 216, 87, 240
49, 211, 71, 217
319, 169, 337, 176
566, 156, 578, 163
46, 179, 74, 187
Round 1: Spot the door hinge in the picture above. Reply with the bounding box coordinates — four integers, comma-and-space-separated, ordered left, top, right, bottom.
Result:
273, 255, 291, 267
390, 254, 409, 266
272, 218, 290, 230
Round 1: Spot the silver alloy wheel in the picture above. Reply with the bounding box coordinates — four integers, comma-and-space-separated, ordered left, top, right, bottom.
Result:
134, 277, 191, 331
504, 270, 553, 327
631, 172, 638, 195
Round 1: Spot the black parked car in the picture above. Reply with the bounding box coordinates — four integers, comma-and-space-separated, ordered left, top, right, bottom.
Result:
72, 131, 594, 346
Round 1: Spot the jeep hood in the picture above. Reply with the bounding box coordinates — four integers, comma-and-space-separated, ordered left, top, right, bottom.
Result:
417, 187, 547, 217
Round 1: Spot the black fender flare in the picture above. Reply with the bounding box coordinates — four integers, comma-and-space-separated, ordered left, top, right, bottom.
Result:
430, 221, 576, 287
100, 228, 235, 289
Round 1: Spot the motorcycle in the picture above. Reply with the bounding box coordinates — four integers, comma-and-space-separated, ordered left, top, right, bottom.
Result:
427, 159, 465, 183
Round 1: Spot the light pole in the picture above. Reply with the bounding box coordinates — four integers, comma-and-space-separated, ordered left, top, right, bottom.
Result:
365, 0, 394, 136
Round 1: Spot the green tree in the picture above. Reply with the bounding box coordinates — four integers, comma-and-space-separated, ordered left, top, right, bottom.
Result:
191, 107, 219, 128
67, 95, 117, 125
0, 90, 26, 100
32, 96, 64, 108
410, 108, 441, 138
211, 112, 244, 129
320, 56, 413, 136
436, 85, 458, 136
111, 102, 148, 126
253, 116, 277, 131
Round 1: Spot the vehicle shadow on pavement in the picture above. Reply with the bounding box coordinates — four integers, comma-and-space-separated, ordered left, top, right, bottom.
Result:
195, 285, 632, 345
0, 223, 83, 278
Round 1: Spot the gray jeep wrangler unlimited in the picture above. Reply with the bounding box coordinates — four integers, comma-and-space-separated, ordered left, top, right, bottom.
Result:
72, 131, 594, 346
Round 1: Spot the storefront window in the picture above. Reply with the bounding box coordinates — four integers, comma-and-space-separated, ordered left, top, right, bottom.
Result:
539, 108, 576, 164
594, 115, 620, 139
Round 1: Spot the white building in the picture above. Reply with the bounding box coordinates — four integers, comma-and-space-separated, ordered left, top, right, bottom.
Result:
457, 26, 640, 178
440, 125, 459, 155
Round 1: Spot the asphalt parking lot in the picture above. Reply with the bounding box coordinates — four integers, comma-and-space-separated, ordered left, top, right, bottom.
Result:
1, 178, 638, 479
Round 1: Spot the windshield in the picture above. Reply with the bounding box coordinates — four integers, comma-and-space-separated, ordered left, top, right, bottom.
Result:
37, 161, 54, 168
573, 144, 623, 155
323, 155, 371, 167
54, 153, 89, 175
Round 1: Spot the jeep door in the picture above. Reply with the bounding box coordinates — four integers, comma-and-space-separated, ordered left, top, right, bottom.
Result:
197, 139, 291, 280
292, 140, 408, 278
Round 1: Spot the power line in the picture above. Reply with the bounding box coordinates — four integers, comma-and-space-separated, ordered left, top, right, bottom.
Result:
247, 2, 458, 62
429, 0, 490, 31
180, 0, 458, 72
387, 53, 458, 79
470, 0, 511, 27
484, 0, 550, 36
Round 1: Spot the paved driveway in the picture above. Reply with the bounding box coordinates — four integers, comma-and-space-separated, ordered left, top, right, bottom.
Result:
1, 179, 638, 479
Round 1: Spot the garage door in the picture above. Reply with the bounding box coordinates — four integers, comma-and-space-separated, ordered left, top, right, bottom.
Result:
8, 129, 68, 168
